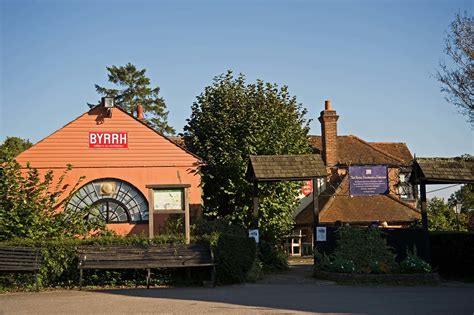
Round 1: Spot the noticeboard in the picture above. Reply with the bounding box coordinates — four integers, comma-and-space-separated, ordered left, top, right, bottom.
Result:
349, 165, 388, 196
153, 189, 184, 211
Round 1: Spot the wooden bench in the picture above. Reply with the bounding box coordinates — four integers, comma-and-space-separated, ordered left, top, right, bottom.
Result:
0, 247, 42, 290
77, 244, 216, 289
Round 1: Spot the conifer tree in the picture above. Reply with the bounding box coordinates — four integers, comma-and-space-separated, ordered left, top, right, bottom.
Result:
95, 63, 175, 135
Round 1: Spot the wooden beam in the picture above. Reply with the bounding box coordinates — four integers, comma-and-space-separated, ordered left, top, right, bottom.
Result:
419, 182, 431, 263
252, 181, 259, 229
148, 189, 154, 239
184, 188, 190, 244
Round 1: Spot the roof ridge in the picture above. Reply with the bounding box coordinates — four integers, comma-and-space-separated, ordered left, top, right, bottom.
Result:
348, 135, 405, 164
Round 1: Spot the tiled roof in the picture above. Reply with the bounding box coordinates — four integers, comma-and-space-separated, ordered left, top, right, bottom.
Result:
309, 135, 412, 166
415, 157, 474, 184
248, 154, 326, 181
295, 176, 420, 225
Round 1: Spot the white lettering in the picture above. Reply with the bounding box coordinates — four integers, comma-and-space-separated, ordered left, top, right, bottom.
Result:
120, 133, 127, 144
103, 133, 111, 143
112, 133, 119, 144
90, 133, 97, 144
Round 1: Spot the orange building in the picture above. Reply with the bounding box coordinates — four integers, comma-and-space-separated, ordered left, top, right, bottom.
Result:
15, 102, 202, 236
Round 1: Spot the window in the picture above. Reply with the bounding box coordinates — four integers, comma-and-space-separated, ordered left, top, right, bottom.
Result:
66, 179, 148, 223
398, 172, 414, 200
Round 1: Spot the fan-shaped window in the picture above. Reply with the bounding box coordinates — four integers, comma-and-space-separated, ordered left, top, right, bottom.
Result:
66, 179, 148, 223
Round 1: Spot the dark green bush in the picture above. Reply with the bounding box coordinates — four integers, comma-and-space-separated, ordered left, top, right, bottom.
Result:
214, 233, 257, 284
430, 231, 474, 279
332, 227, 397, 274
192, 218, 247, 237
258, 240, 289, 273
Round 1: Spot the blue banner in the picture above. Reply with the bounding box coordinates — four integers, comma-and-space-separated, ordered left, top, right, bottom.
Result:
349, 165, 388, 196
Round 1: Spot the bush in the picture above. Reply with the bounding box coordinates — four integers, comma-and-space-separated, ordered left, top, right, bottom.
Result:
0, 159, 106, 241
214, 233, 257, 284
330, 227, 397, 274
430, 231, 474, 279
399, 250, 432, 274
258, 240, 289, 273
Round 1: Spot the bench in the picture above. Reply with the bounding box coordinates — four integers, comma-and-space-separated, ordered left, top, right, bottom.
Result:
77, 244, 216, 289
0, 247, 42, 290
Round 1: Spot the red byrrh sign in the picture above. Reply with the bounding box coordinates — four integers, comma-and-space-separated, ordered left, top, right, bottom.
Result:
301, 180, 313, 197
89, 132, 128, 148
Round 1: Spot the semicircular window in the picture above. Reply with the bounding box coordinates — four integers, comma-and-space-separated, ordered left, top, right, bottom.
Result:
65, 179, 148, 223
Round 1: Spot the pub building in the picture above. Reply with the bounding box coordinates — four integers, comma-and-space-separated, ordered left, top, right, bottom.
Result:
15, 98, 202, 236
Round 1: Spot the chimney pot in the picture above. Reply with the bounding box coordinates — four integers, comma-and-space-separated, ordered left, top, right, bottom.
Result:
137, 104, 144, 120
325, 100, 331, 110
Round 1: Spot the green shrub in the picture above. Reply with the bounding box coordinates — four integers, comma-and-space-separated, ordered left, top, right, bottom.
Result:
192, 218, 247, 237
399, 250, 432, 274
214, 233, 257, 284
0, 160, 107, 241
330, 227, 397, 274
258, 240, 288, 273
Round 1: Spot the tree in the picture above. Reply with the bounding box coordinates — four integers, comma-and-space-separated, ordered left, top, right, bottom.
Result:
0, 136, 32, 162
427, 197, 468, 231
436, 12, 474, 126
95, 63, 175, 135
0, 159, 107, 241
183, 71, 311, 243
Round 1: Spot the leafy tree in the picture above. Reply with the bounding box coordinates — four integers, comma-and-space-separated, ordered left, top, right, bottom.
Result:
95, 63, 175, 135
448, 184, 474, 213
427, 197, 468, 231
436, 12, 473, 126
0, 136, 32, 162
183, 71, 310, 243
0, 159, 106, 241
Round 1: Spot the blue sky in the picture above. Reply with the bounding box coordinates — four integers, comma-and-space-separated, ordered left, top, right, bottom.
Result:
1, 0, 472, 198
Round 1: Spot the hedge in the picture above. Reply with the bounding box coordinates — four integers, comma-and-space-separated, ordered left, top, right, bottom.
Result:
430, 231, 474, 279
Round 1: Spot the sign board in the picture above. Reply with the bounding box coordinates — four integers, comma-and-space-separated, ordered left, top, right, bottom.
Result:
249, 229, 259, 243
153, 189, 184, 211
301, 180, 313, 197
349, 165, 388, 196
89, 132, 128, 148
316, 226, 327, 242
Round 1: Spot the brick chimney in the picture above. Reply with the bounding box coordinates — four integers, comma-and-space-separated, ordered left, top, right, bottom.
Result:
318, 100, 339, 167
136, 104, 144, 120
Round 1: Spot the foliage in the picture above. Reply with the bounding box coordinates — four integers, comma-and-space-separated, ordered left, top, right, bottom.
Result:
213, 233, 257, 284
192, 218, 247, 237
427, 197, 469, 231
0, 136, 32, 162
430, 231, 474, 280
399, 249, 432, 274
257, 240, 289, 273
95, 63, 175, 135
315, 227, 398, 274
0, 159, 106, 241
448, 183, 474, 214
436, 12, 473, 126
183, 71, 311, 243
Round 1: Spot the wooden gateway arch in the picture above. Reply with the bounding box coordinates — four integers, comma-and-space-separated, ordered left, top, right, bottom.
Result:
246, 154, 327, 245
411, 157, 474, 261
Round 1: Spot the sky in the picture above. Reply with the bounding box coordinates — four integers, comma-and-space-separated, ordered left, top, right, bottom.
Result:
1, 0, 472, 199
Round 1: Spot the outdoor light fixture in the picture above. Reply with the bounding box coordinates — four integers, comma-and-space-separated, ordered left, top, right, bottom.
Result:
455, 202, 463, 231
102, 97, 115, 108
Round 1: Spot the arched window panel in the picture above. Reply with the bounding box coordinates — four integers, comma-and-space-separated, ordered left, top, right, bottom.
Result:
66, 179, 148, 223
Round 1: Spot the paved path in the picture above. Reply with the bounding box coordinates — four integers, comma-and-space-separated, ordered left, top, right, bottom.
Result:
1, 262, 474, 314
